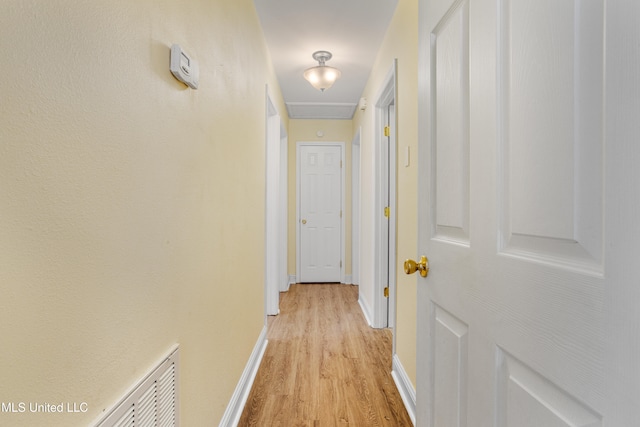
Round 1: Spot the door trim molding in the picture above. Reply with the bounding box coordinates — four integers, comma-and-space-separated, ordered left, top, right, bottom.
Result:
264, 86, 286, 317
373, 60, 398, 328
296, 141, 346, 283
351, 127, 362, 286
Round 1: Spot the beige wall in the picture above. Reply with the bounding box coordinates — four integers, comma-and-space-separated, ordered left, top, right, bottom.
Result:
352, 0, 419, 387
287, 119, 354, 281
0, 0, 285, 425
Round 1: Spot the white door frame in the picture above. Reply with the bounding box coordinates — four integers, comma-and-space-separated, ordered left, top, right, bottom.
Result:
351, 128, 361, 286
373, 60, 398, 329
278, 128, 288, 292
264, 87, 287, 316
296, 141, 346, 284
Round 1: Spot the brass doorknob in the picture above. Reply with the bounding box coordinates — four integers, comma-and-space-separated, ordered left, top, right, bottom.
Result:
301, 219, 307, 224
404, 256, 429, 277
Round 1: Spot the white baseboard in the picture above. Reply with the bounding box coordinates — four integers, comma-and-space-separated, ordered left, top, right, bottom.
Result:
288, 275, 297, 287
358, 294, 374, 327
391, 354, 416, 426
218, 326, 268, 427
343, 274, 353, 284
280, 277, 292, 292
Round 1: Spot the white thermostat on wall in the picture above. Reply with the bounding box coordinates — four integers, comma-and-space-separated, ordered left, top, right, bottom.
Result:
170, 44, 199, 89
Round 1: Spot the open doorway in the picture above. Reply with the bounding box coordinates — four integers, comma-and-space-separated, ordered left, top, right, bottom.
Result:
373, 61, 398, 329
265, 88, 287, 316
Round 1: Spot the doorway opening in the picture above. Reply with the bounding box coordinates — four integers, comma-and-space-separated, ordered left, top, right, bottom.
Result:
374, 61, 398, 329
265, 88, 288, 317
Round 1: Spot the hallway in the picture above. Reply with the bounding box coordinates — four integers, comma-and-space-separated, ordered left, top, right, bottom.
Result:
239, 284, 412, 426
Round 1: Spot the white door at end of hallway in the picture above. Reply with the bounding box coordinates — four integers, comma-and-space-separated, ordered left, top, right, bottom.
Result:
297, 143, 343, 283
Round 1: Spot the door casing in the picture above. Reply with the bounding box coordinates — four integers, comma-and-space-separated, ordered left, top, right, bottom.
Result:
351, 128, 361, 286
264, 87, 287, 316
373, 61, 398, 329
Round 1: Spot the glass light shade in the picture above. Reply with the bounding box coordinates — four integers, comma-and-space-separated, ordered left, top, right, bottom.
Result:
303, 65, 341, 92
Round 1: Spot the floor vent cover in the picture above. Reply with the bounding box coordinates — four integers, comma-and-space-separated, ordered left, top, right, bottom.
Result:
96, 346, 179, 427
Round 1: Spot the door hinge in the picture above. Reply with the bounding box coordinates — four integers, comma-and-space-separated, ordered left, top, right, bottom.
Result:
384, 126, 390, 137
384, 206, 390, 218
384, 287, 389, 298
340, 210, 342, 218
340, 260, 343, 268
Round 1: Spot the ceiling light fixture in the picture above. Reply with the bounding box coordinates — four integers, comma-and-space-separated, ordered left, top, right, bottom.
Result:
303, 51, 341, 92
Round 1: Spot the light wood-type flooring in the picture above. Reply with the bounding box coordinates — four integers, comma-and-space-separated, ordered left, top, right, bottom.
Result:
238, 283, 412, 426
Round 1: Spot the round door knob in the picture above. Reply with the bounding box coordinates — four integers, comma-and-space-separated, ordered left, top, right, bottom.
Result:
404, 256, 429, 277
301, 219, 307, 224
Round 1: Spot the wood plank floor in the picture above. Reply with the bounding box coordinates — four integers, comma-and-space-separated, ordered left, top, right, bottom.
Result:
238, 283, 412, 426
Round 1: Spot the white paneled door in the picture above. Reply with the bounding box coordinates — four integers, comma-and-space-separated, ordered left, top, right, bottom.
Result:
297, 143, 343, 283
415, 0, 639, 426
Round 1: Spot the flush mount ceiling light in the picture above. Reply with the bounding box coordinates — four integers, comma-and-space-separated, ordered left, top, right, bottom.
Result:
303, 51, 341, 92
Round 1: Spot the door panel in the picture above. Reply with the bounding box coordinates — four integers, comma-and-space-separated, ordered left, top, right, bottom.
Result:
298, 144, 342, 283
415, 0, 630, 425
496, 350, 602, 427
432, 303, 468, 427
499, 0, 604, 272
431, 0, 470, 245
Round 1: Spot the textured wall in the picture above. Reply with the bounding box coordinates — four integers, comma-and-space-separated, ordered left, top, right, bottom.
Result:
0, 0, 284, 425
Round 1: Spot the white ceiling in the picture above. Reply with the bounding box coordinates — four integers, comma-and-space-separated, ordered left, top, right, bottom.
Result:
254, 0, 399, 120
